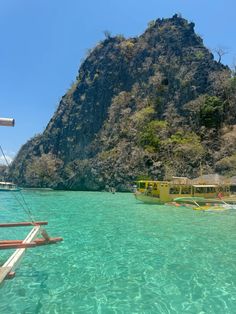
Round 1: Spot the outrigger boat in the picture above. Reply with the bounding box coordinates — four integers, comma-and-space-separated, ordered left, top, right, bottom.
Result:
0, 117, 63, 285
134, 176, 236, 209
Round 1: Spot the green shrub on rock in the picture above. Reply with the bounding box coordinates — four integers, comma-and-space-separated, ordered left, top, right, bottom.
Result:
200, 96, 224, 128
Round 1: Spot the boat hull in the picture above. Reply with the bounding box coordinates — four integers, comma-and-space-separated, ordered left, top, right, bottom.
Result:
174, 196, 236, 206
221, 197, 236, 205
134, 192, 164, 204
0, 188, 21, 192
135, 192, 236, 207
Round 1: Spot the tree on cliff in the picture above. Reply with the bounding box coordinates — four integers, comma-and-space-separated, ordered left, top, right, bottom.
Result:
25, 153, 62, 188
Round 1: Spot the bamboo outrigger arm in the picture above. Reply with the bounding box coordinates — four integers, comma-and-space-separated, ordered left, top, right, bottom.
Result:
0, 226, 41, 284
0, 223, 63, 284
0, 221, 48, 228
0, 221, 48, 227
0, 117, 63, 285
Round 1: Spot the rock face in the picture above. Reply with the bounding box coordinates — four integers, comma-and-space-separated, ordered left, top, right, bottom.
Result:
9, 15, 236, 190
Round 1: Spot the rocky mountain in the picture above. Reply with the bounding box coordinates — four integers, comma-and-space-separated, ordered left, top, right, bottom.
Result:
8, 15, 236, 190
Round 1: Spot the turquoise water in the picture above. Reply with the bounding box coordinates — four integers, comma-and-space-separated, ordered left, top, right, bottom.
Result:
0, 190, 236, 313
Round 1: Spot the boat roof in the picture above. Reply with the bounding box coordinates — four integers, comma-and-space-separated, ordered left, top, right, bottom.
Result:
0, 181, 15, 185
137, 180, 161, 183
137, 180, 169, 184
193, 184, 217, 188
191, 174, 226, 184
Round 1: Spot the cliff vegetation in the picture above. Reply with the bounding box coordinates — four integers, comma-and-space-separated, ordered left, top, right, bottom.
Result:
8, 15, 236, 190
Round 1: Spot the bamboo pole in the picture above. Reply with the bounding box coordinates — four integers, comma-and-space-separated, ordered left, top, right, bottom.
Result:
0, 221, 48, 227
0, 226, 41, 284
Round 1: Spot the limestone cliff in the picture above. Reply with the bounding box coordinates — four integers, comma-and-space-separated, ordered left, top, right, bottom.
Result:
9, 15, 236, 190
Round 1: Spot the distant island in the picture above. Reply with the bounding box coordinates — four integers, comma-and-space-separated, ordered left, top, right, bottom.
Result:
7, 14, 236, 191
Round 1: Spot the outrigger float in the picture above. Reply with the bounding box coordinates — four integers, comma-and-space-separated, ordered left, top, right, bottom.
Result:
169, 197, 235, 211
0, 117, 63, 285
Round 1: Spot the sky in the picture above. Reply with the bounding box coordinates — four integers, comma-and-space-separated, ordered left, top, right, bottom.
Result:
0, 0, 235, 163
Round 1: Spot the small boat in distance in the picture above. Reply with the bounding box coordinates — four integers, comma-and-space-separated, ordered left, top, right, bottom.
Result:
0, 181, 21, 192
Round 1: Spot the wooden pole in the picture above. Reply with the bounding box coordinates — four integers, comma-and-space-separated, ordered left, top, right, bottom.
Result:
0, 226, 41, 284
0, 242, 37, 250
0, 237, 63, 246
0, 221, 48, 227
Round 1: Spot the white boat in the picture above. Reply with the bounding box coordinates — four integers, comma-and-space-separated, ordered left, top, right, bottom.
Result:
0, 181, 21, 192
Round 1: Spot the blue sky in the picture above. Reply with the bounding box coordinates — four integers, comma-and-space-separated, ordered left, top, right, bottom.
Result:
0, 0, 235, 163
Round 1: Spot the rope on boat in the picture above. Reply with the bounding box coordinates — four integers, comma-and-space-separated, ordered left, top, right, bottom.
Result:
0, 144, 35, 223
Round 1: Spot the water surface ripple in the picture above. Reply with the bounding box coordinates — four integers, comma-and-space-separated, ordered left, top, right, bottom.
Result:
0, 190, 236, 313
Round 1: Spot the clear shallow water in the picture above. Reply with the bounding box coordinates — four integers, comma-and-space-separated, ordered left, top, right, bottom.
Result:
0, 190, 236, 314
